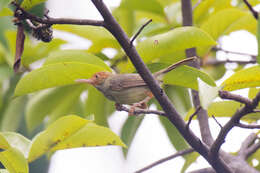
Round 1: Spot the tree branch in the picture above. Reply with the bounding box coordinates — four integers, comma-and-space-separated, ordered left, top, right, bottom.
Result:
12, 2, 105, 27
91, 0, 230, 172
212, 47, 257, 59
204, 58, 257, 66
219, 90, 253, 106
238, 133, 258, 159
188, 168, 216, 173
244, 140, 260, 159
134, 148, 195, 173
236, 123, 260, 129
181, 0, 214, 147
242, 0, 258, 19
210, 91, 260, 161
115, 104, 166, 116
130, 19, 152, 46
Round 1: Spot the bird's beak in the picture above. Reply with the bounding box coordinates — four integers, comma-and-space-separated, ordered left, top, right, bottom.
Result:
75, 79, 94, 85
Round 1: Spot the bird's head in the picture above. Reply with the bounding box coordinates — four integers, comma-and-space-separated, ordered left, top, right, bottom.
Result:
76, 71, 111, 87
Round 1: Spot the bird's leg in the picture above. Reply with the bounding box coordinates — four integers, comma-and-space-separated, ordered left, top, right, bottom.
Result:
115, 103, 123, 111
129, 91, 153, 115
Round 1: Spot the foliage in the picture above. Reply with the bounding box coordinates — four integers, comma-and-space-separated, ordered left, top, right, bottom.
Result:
0, 0, 260, 172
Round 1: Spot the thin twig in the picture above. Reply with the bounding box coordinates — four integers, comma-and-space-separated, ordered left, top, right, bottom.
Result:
204, 58, 256, 66
192, 0, 202, 10
115, 104, 166, 116
188, 168, 216, 173
212, 115, 223, 129
236, 123, 260, 129
210, 91, 260, 161
242, 0, 258, 19
186, 106, 202, 129
245, 140, 260, 159
134, 148, 195, 173
219, 90, 253, 106
238, 133, 257, 159
212, 47, 257, 59
130, 19, 152, 46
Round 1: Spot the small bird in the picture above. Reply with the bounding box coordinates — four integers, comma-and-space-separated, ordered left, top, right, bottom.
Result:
76, 57, 196, 112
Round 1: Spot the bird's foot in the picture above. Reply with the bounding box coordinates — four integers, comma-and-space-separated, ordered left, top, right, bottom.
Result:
128, 102, 148, 116
115, 103, 123, 111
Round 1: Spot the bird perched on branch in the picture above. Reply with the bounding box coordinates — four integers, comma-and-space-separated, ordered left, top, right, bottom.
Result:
76, 57, 196, 113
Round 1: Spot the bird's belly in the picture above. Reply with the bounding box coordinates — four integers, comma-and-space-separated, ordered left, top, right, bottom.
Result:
105, 86, 150, 105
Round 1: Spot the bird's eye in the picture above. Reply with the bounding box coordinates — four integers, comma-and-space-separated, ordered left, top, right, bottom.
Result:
95, 74, 99, 78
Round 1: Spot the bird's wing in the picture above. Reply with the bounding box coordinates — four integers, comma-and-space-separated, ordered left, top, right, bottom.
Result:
108, 74, 147, 91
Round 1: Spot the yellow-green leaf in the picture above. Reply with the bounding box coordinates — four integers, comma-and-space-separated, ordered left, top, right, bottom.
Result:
0, 132, 31, 159
21, 0, 46, 10
0, 148, 28, 173
28, 115, 126, 162
85, 86, 114, 127
0, 8, 12, 17
163, 66, 216, 90
222, 65, 260, 91
26, 85, 85, 132
186, 101, 260, 121
120, 0, 165, 16
53, 25, 120, 53
14, 62, 107, 96
0, 134, 10, 150
43, 49, 111, 71
200, 8, 247, 40
136, 26, 216, 62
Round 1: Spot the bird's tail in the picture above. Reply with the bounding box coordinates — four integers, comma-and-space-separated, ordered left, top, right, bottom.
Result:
154, 56, 197, 78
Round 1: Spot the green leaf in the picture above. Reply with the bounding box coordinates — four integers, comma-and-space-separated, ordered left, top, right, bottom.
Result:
203, 64, 226, 80
22, 39, 66, 67
0, 134, 10, 150
194, 0, 215, 24
194, 0, 232, 24
222, 65, 260, 91
163, 65, 216, 90
186, 101, 260, 121
160, 116, 198, 172
136, 26, 216, 62
113, 7, 135, 36
248, 88, 260, 99
120, 115, 144, 157
200, 8, 248, 40
26, 85, 85, 132
164, 85, 192, 116
224, 13, 256, 35
198, 78, 221, 109
0, 169, 8, 173
0, 148, 28, 173
257, 17, 260, 64
47, 85, 85, 124
5, 31, 66, 67
0, 0, 12, 12
85, 86, 114, 127
0, 64, 12, 83
21, 0, 46, 10
0, 8, 12, 17
164, 2, 182, 26
43, 49, 111, 71
1, 132, 31, 158
28, 115, 126, 162
120, 0, 165, 16
14, 62, 108, 96
1, 96, 27, 131
53, 25, 120, 53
